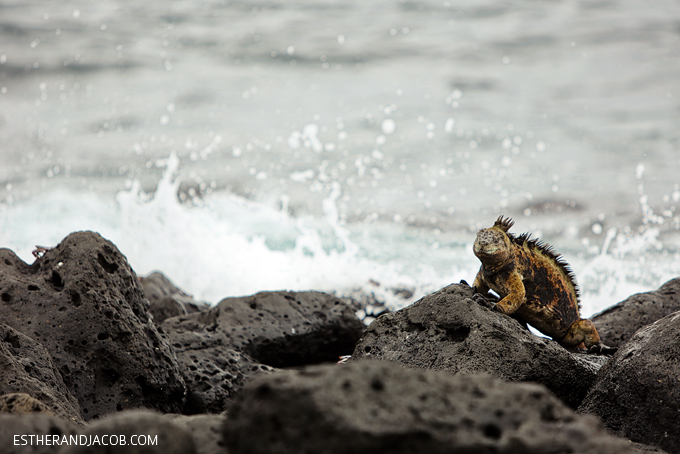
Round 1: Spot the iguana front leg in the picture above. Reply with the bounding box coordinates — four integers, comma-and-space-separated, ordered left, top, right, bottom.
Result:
471, 272, 498, 309
472, 271, 490, 296
494, 271, 525, 315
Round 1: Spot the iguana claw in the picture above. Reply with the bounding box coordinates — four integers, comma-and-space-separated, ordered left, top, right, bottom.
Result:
472, 293, 497, 310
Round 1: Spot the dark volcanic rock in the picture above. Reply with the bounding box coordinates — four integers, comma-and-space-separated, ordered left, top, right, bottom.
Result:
351, 283, 605, 409
0, 413, 78, 454
140, 272, 209, 325
592, 277, 680, 347
170, 414, 227, 454
578, 310, 680, 454
0, 231, 186, 420
0, 323, 83, 423
61, 410, 196, 454
631, 442, 672, 453
184, 290, 365, 367
161, 290, 363, 413
0, 393, 54, 416
339, 283, 406, 324
223, 360, 638, 454
163, 327, 272, 414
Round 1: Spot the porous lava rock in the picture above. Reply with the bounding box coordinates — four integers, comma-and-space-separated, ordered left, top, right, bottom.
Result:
222, 360, 638, 454
161, 290, 363, 413
161, 326, 272, 414
351, 283, 605, 408
0, 393, 54, 416
60, 410, 196, 454
174, 290, 365, 367
0, 231, 186, 420
578, 310, 680, 454
0, 323, 83, 423
0, 413, 78, 454
140, 272, 209, 325
591, 277, 680, 347
170, 414, 227, 454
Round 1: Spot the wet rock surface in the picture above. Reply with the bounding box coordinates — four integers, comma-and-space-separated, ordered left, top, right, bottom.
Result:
161, 290, 364, 413
140, 272, 209, 325
351, 283, 604, 408
578, 310, 680, 454
223, 360, 638, 454
0, 323, 83, 424
0, 231, 186, 420
591, 277, 680, 347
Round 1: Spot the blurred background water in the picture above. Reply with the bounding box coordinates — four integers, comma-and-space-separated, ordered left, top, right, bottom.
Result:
1, 0, 679, 314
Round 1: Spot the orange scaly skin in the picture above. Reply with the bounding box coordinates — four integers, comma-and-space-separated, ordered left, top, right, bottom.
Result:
471, 216, 615, 354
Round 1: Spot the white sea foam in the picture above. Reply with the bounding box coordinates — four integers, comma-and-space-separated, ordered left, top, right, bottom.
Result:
0, 154, 452, 306
1, 154, 678, 317
576, 224, 679, 316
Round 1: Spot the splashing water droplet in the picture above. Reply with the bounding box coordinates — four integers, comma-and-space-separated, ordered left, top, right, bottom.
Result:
381, 119, 396, 135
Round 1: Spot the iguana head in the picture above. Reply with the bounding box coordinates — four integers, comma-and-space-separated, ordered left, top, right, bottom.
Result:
473, 216, 515, 269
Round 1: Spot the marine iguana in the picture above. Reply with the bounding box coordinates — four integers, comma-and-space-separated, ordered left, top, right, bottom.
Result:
471, 216, 616, 355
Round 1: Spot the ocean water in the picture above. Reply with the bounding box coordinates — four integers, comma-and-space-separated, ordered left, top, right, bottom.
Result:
1, 0, 679, 316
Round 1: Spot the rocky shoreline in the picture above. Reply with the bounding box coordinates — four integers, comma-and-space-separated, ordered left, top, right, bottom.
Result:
0, 231, 678, 453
